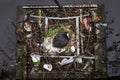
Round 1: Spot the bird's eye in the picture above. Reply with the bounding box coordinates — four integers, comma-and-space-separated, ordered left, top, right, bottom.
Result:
66, 33, 70, 39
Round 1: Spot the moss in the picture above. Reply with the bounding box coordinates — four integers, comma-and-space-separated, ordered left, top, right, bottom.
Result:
45, 24, 67, 38
33, 62, 40, 65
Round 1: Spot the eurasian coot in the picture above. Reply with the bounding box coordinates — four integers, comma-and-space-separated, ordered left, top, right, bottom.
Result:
53, 32, 70, 48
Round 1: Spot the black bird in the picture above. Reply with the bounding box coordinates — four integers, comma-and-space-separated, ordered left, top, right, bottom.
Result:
53, 32, 70, 48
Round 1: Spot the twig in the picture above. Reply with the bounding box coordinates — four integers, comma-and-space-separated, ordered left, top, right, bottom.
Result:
83, 60, 91, 70
85, 31, 91, 52
54, 59, 63, 72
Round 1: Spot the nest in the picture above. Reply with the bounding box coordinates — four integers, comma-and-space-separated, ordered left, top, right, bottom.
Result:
16, 5, 107, 79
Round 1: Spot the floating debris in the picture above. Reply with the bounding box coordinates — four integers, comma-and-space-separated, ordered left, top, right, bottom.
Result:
83, 17, 92, 31
26, 33, 33, 38
95, 23, 107, 28
75, 57, 82, 63
30, 53, 41, 66
43, 64, 52, 71
59, 57, 74, 66
24, 22, 32, 32
70, 46, 75, 52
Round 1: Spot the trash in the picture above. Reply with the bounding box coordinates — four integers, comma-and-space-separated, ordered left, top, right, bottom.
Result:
75, 57, 82, 63
59, 57, 74, 66
83, 17, 92, 31
26, 33, 33, 38
95, 23, 107, 27
30, 53, 41, 66
43, 64, 52, 71
70, 46, 75, 52
43, 37, 60, 55
24, 22, 32, 32
41, 43, 43, 47
59, 57, 82, 65
43, 37, 52, 49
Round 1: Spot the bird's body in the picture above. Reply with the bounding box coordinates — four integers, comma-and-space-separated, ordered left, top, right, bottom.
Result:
53, 32, 70, 48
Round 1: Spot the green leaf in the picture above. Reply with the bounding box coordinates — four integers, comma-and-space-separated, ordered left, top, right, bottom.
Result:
44, 24, 67, 38
33, 61, 40, 65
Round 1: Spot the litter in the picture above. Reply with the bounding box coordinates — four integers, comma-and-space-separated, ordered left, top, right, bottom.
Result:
43, 64, 52, 71
26, 33, 33, 38
30, 53, 41, 66
75, 57, 82, 63
70, 46, 75, 52
24, 22, 32, 32
59, 57, 74, 66
95, 23, 108, 28
83, 17, 92, 31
